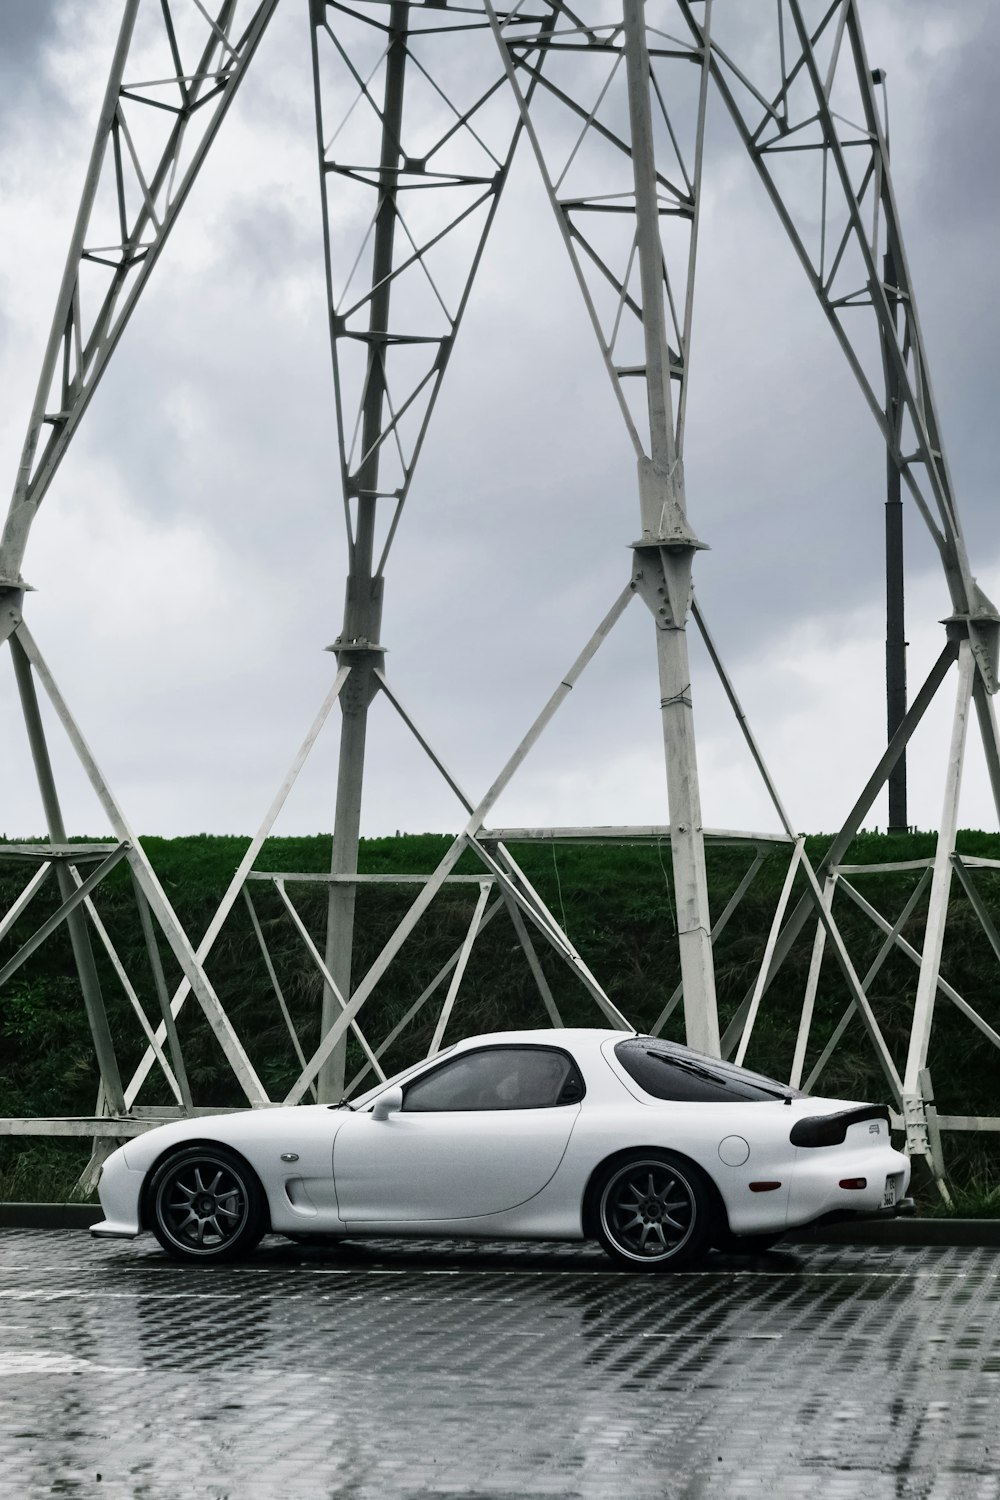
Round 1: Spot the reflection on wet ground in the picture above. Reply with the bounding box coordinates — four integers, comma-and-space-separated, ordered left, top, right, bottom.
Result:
1, 1232, 998, 1498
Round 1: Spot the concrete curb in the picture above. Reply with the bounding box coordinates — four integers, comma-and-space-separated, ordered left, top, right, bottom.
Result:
1, 1202, 1000, 1244
788, 1218, 1000, 1248
0, 1203, 103, 1230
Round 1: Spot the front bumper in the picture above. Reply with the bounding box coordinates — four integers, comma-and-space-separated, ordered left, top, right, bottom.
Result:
90, 1220, 141, 1240
90, 1144, 144, 1240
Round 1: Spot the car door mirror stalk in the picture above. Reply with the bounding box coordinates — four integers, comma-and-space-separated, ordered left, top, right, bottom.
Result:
372, 1085, 404, 1121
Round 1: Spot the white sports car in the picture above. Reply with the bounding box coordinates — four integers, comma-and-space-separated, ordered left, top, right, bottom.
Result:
92, 1028, 912, 1270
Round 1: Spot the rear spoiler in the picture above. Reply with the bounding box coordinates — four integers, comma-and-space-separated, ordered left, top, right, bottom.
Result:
790, 1105, 890, 1148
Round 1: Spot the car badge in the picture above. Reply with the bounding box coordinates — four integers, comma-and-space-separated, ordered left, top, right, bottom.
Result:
868, 1124, 879, 1135
280, 1152, 300, 1162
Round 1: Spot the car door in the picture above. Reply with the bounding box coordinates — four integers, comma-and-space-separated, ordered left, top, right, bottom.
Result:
333, 1044, 583, 1223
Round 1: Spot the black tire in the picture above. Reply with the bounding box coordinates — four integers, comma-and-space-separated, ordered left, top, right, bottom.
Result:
713, 1229, 785, 1255
147, 1145, 267, 1264
593, 1151, 715, 1271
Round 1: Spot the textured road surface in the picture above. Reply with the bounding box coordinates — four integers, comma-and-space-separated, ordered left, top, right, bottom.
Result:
1, 1232, 998, 1499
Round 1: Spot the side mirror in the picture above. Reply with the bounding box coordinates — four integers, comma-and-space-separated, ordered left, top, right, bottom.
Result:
372, 1085, 403, 1122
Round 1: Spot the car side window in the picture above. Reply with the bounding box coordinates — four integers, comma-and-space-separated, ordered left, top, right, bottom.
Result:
402, 1047, 584, 1112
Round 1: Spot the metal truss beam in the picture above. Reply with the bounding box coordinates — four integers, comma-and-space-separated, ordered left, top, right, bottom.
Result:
676, 0, 998, 642
0, 0, 280, 586
309, 0, 543, 1096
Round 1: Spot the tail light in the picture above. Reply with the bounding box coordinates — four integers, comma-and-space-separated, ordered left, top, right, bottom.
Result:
839, 1178, 867, 1190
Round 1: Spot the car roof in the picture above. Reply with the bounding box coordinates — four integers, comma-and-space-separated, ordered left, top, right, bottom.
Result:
445, 1027, 633, 1057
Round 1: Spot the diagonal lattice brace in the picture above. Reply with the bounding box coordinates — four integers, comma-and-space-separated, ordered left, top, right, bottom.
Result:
676, 0, 995, 637
0, 847, 129, 990
488, 0, 713, 465
0, 863, 55, 947
313, 0, 543, 577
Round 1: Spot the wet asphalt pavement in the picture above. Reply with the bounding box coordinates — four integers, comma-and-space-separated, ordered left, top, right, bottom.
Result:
1, 1232, 998, 1499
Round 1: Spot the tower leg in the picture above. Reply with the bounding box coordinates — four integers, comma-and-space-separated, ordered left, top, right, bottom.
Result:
902, 636, 974, 1184
623, 0, 718, 1055
652, 558, 720, 1056
9, 634, 125, 1115
319, 671, 373, 1102
884, 250, 908, 833
314, 2, 407, 1100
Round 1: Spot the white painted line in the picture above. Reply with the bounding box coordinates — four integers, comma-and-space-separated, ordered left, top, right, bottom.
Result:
0, 1352, 144, 1375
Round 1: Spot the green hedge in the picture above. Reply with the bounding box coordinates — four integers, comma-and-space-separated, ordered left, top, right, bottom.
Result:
2, 830, 1000, 1204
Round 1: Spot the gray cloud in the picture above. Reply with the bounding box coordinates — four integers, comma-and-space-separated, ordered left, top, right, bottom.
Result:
1, 0, 998, 841
0, 0, 75, 129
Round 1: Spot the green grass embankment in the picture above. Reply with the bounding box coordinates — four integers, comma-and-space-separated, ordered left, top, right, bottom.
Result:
2, 831, 1000, 1208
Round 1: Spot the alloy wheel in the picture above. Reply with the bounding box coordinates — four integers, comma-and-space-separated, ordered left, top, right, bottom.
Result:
599, 1156, 700, 1266
149, 1148, 264, 1262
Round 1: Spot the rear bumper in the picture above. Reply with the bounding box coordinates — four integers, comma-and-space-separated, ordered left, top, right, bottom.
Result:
805, 1196, 915, 1230
785, 1145, 911, 1229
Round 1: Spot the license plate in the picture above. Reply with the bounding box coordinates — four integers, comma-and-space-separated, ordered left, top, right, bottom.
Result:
882, 1176, 897, 1209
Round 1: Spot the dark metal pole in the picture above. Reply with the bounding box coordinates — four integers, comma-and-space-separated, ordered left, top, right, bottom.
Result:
884, 246, 908, 832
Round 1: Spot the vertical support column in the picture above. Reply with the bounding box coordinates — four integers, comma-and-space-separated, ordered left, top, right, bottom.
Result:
133, 876, 193, 1111
902, 636, 974, 1167
790, 871, 837, 1089
883, 249, 908, 833
318, 1, 409, 1101
623, 0, 719, 1055
9, 634, 126, 1114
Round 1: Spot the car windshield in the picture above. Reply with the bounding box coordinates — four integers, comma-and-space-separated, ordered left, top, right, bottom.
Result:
614, 1037, 802, 1103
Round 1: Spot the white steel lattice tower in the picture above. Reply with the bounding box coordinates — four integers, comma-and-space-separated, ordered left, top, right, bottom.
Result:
2, 0, 999, 1198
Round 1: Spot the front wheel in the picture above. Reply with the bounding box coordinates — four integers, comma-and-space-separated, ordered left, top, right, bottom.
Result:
593, 1151, 714, 1271
147, 1146, 267, 1263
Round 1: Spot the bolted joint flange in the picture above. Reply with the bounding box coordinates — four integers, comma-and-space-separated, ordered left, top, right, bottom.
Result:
636, 454, 707, 548
0, 576, 32, 649
943, 609, 1000, 695
326, 640, 385, 714
901, 1091, 929, 1158
631, 542, 702, 632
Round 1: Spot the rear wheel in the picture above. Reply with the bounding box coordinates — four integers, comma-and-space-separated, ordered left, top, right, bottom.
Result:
593, 1151, 714, 1271
147, 1146, 267, 1264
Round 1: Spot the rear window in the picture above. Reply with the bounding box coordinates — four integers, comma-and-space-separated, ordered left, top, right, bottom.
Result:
614, 1038, 801, 1103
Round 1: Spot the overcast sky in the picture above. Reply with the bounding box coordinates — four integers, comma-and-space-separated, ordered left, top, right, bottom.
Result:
1, 0, 998, 846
